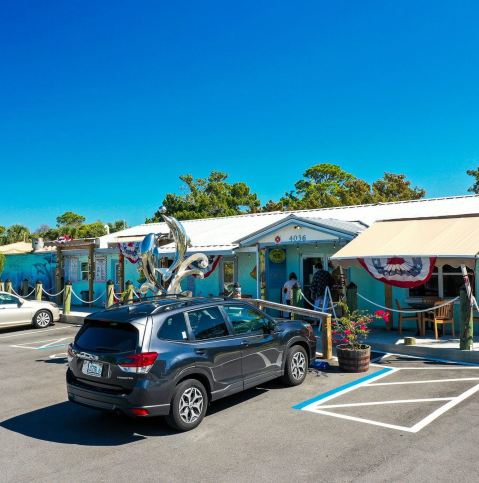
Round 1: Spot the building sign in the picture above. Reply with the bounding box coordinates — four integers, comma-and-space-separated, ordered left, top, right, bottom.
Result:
258, 226, 337, 245
269, 248, 286, 264
95, 256, 107, 282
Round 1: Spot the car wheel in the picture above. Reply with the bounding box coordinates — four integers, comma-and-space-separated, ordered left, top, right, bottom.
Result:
32, 310, 53, 329
281, 345, 308, 386
165, 379, 208, 432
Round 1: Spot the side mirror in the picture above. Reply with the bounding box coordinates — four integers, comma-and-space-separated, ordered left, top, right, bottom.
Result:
17, 300, 24, 307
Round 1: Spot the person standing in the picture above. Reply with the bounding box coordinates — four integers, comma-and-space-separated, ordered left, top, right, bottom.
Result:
282, 272, 298, 318
310, 261, 332, 311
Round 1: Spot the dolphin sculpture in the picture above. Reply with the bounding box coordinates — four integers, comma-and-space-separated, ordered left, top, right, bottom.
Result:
139, 207, 208, 295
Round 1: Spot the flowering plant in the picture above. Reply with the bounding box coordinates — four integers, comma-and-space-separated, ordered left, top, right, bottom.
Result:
332, 303, 390, 350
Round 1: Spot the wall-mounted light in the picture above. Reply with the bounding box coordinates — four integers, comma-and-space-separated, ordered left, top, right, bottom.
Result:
294, 225, 301, 230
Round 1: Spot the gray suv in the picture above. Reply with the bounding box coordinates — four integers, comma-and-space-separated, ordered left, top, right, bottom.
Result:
66, 297, 316, 431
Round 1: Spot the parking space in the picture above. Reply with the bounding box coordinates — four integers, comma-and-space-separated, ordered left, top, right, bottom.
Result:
1, 329, 479, 482
295, 353, 479, 433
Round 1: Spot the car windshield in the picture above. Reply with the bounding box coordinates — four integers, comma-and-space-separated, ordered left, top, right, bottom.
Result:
75, 321, 139, 353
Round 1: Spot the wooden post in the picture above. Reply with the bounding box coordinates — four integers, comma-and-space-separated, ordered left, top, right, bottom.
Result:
35, 280, 42, 301
291, 285, 302, 320
63, 282, 72, 315
460, 285, 473, 350
5, 280, 12, 294
106, 280, 115, 308
125, 280, 134, 304
88, 244, 95, 304
384, 284, 393, 330
322, 314, 333, 360
259, 248, 266, 300
346, 282, 357, 312
0, 280, 4, 292
22, 279, 29, 297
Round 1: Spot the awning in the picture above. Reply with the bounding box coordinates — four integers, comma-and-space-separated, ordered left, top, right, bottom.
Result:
331, 215, 479, 269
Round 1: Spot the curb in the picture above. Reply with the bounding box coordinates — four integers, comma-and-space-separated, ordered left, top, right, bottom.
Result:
369, 341, 479, 365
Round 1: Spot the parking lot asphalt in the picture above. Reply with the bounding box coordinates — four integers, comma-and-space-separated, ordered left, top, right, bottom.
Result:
1, 323, 479, 483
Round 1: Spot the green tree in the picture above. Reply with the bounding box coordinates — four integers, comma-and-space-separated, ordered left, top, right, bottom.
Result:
147, 171, 261, 221
0, 226, 6, 245
77, 222, 108, 238
466, 167, 479, 194
266, 164, 425, 211
0, 253, 5, 276
56, 211, 86, 228
108, 220, 127, 233
371, 173, 425, 202
5, 224, 30, 244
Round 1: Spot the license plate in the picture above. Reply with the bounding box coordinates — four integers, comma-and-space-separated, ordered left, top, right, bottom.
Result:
82, 360, 103, 377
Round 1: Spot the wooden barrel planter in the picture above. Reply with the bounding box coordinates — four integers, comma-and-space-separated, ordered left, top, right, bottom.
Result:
336, 344, 371, 373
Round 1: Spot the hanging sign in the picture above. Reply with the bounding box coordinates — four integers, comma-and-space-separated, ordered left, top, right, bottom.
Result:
269, 248, 286, 264
118, 242, 141, 263
358, 256, 437, 288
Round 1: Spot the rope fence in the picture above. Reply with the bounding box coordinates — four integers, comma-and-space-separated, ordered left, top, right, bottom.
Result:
42, 287, 65, 298
357, 292, 459, 313
71, 289, 106, 305
10, 287, 35, 298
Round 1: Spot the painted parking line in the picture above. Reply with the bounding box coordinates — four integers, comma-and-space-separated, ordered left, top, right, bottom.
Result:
0, 326, 76, 340
10, 337, 72, 350
292, 367, 396, 410
294, 355, 479, 433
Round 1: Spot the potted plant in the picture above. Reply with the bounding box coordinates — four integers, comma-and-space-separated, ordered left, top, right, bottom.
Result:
333, 304, 390, 373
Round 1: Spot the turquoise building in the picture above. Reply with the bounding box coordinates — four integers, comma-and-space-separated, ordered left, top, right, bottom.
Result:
2, 195, 479, 332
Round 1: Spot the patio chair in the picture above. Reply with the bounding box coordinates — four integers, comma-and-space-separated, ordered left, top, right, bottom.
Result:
423, 300, 455, 339
396, 300, 420, 334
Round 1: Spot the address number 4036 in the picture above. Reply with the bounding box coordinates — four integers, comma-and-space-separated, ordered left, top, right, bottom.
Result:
289, 235, 307, 242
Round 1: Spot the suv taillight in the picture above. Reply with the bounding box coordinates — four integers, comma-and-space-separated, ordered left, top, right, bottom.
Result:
118, 352, 158, 374
67, 343, 74, 363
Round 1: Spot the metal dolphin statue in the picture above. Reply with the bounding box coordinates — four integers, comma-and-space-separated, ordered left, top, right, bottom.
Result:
139, 207, 208, 295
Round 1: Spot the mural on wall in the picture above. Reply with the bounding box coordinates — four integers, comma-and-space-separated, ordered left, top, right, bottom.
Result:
1, 253, 57, 291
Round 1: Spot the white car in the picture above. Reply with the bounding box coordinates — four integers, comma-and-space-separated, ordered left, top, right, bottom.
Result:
0, 291, 60, 329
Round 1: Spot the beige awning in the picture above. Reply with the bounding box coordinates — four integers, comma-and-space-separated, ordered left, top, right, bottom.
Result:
331, 215, 479, 269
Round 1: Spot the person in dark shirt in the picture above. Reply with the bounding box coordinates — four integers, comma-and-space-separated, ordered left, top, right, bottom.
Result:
310, 261, 332, 310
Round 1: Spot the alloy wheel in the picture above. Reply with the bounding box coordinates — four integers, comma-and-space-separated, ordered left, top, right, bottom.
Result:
178, 387, 204, 424
291, 351, 306, 380
36, 311, 51, 328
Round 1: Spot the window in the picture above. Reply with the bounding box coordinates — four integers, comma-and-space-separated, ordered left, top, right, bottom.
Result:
158, 313, 189, 341
76, 321, 138, 352
221, 260, 235, 295
81, 262, 89, 281
95, 256, 107, 282
0, 293, 19, 305
188, 307, 229, 340
223, 305, 271, 334
409, 265, 475, 298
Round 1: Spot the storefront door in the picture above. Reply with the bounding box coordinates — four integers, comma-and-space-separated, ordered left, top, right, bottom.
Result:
302, 256, 324, 308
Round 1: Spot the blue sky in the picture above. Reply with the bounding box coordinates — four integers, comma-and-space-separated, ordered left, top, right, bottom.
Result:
1, 0, 479, 230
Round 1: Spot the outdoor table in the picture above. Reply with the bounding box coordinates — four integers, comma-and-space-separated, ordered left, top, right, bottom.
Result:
407, 302, 436, 336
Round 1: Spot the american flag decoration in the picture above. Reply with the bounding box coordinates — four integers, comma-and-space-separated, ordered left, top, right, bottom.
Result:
358, 256, 437, 288
55, 235, 72, 244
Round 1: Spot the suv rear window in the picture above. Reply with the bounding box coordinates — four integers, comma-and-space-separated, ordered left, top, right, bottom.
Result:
75, 321, 138, 353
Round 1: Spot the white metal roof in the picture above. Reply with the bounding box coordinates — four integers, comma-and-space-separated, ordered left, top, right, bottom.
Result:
98, 195, 479, 253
